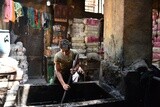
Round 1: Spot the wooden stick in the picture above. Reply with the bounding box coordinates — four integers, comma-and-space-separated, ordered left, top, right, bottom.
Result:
60, 54, 78, 105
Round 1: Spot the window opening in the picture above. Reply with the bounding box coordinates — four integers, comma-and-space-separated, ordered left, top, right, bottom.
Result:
85, 0, 104, 14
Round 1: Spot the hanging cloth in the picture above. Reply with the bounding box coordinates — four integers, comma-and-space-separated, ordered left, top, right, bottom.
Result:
27, 7, 35, 28
3, 0, 15, 22
34, 9, 41, 29
42, 12, 51, 30
14, 2, 24, 22
34, 9, 38, 25
27, 7, 41, 29
37, 11, 41, 29
41, 12, 45, 27
11, 0, 16, 22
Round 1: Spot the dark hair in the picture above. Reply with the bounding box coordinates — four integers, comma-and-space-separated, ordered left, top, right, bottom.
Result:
59, 39, 71, 49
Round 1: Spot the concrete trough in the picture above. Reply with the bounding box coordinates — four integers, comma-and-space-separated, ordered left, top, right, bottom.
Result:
16, 81, 125, 107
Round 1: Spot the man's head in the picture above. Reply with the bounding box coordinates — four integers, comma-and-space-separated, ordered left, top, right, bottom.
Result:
59, 39, 71, 50
59, 39, 71, 55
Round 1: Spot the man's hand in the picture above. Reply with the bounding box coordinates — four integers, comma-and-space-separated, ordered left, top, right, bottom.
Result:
62, 83, 70, 90
70, 68, 77, 74
77, 67, 84, 74
70, 67, 84, 74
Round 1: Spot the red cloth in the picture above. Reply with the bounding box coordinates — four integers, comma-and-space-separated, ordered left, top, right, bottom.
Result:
85, 36, 99, 43
153, 53, 160, 59
85, 18, 100, 26
153, 42, 160, 47
34, 9, 38, 25
153, 36, 160, 42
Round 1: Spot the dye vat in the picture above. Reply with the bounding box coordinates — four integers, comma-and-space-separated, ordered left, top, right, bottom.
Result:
16, 81, 125, 107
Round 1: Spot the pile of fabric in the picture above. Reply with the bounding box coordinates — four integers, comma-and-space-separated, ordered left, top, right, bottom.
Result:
70, 18, 101, 60
71, 18, 86, 58
152, 9, 160, 68
10, 41, 28, 83
84, 18, 100, 60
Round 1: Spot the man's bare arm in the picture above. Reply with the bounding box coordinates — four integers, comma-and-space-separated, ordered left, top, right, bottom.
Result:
54, 62, 70, 90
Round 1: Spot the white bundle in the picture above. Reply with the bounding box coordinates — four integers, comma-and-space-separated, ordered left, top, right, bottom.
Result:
10, 44, 26, 58
84, 25, 100, 32
86, 43, 99, 47
72, 23, 84, 35
153, 20, 157, 25
10, 42, 24, 55
86, 47, 99, 53
22, 47, 26, 53
18, 60, 28, 70
157, 30, 160, 35
71, 32, 86, 37
17, 51, 24, 56
157, 18, 160, 23
153, 47, 160, 53
74, 49, 86, 54
10, 55, 17, 60
73, 18, 84, 23
10, 55, 26, 61
10, 44, 17, 56
72, 46, 86, 49
0, 57, 19, 70
16, 41, 23, 47
53, 25, 61, 31
22, 74, 28, 83
86, 52, 100, 61
72, 43, 86, 47
72, 23, 84, 29
18, 56, 27, 62
71, 37, 85, 43
152, 31, 157, 36
85, 31, 99, 36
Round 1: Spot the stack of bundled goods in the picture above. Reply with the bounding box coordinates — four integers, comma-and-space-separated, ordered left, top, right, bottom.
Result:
84, 18, 100, 61
152, 9, 160, 68
71, 18, 86, 59
10, 41, 28, 83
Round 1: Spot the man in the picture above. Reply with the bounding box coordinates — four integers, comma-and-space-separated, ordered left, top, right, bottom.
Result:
53, 39, 83, 90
